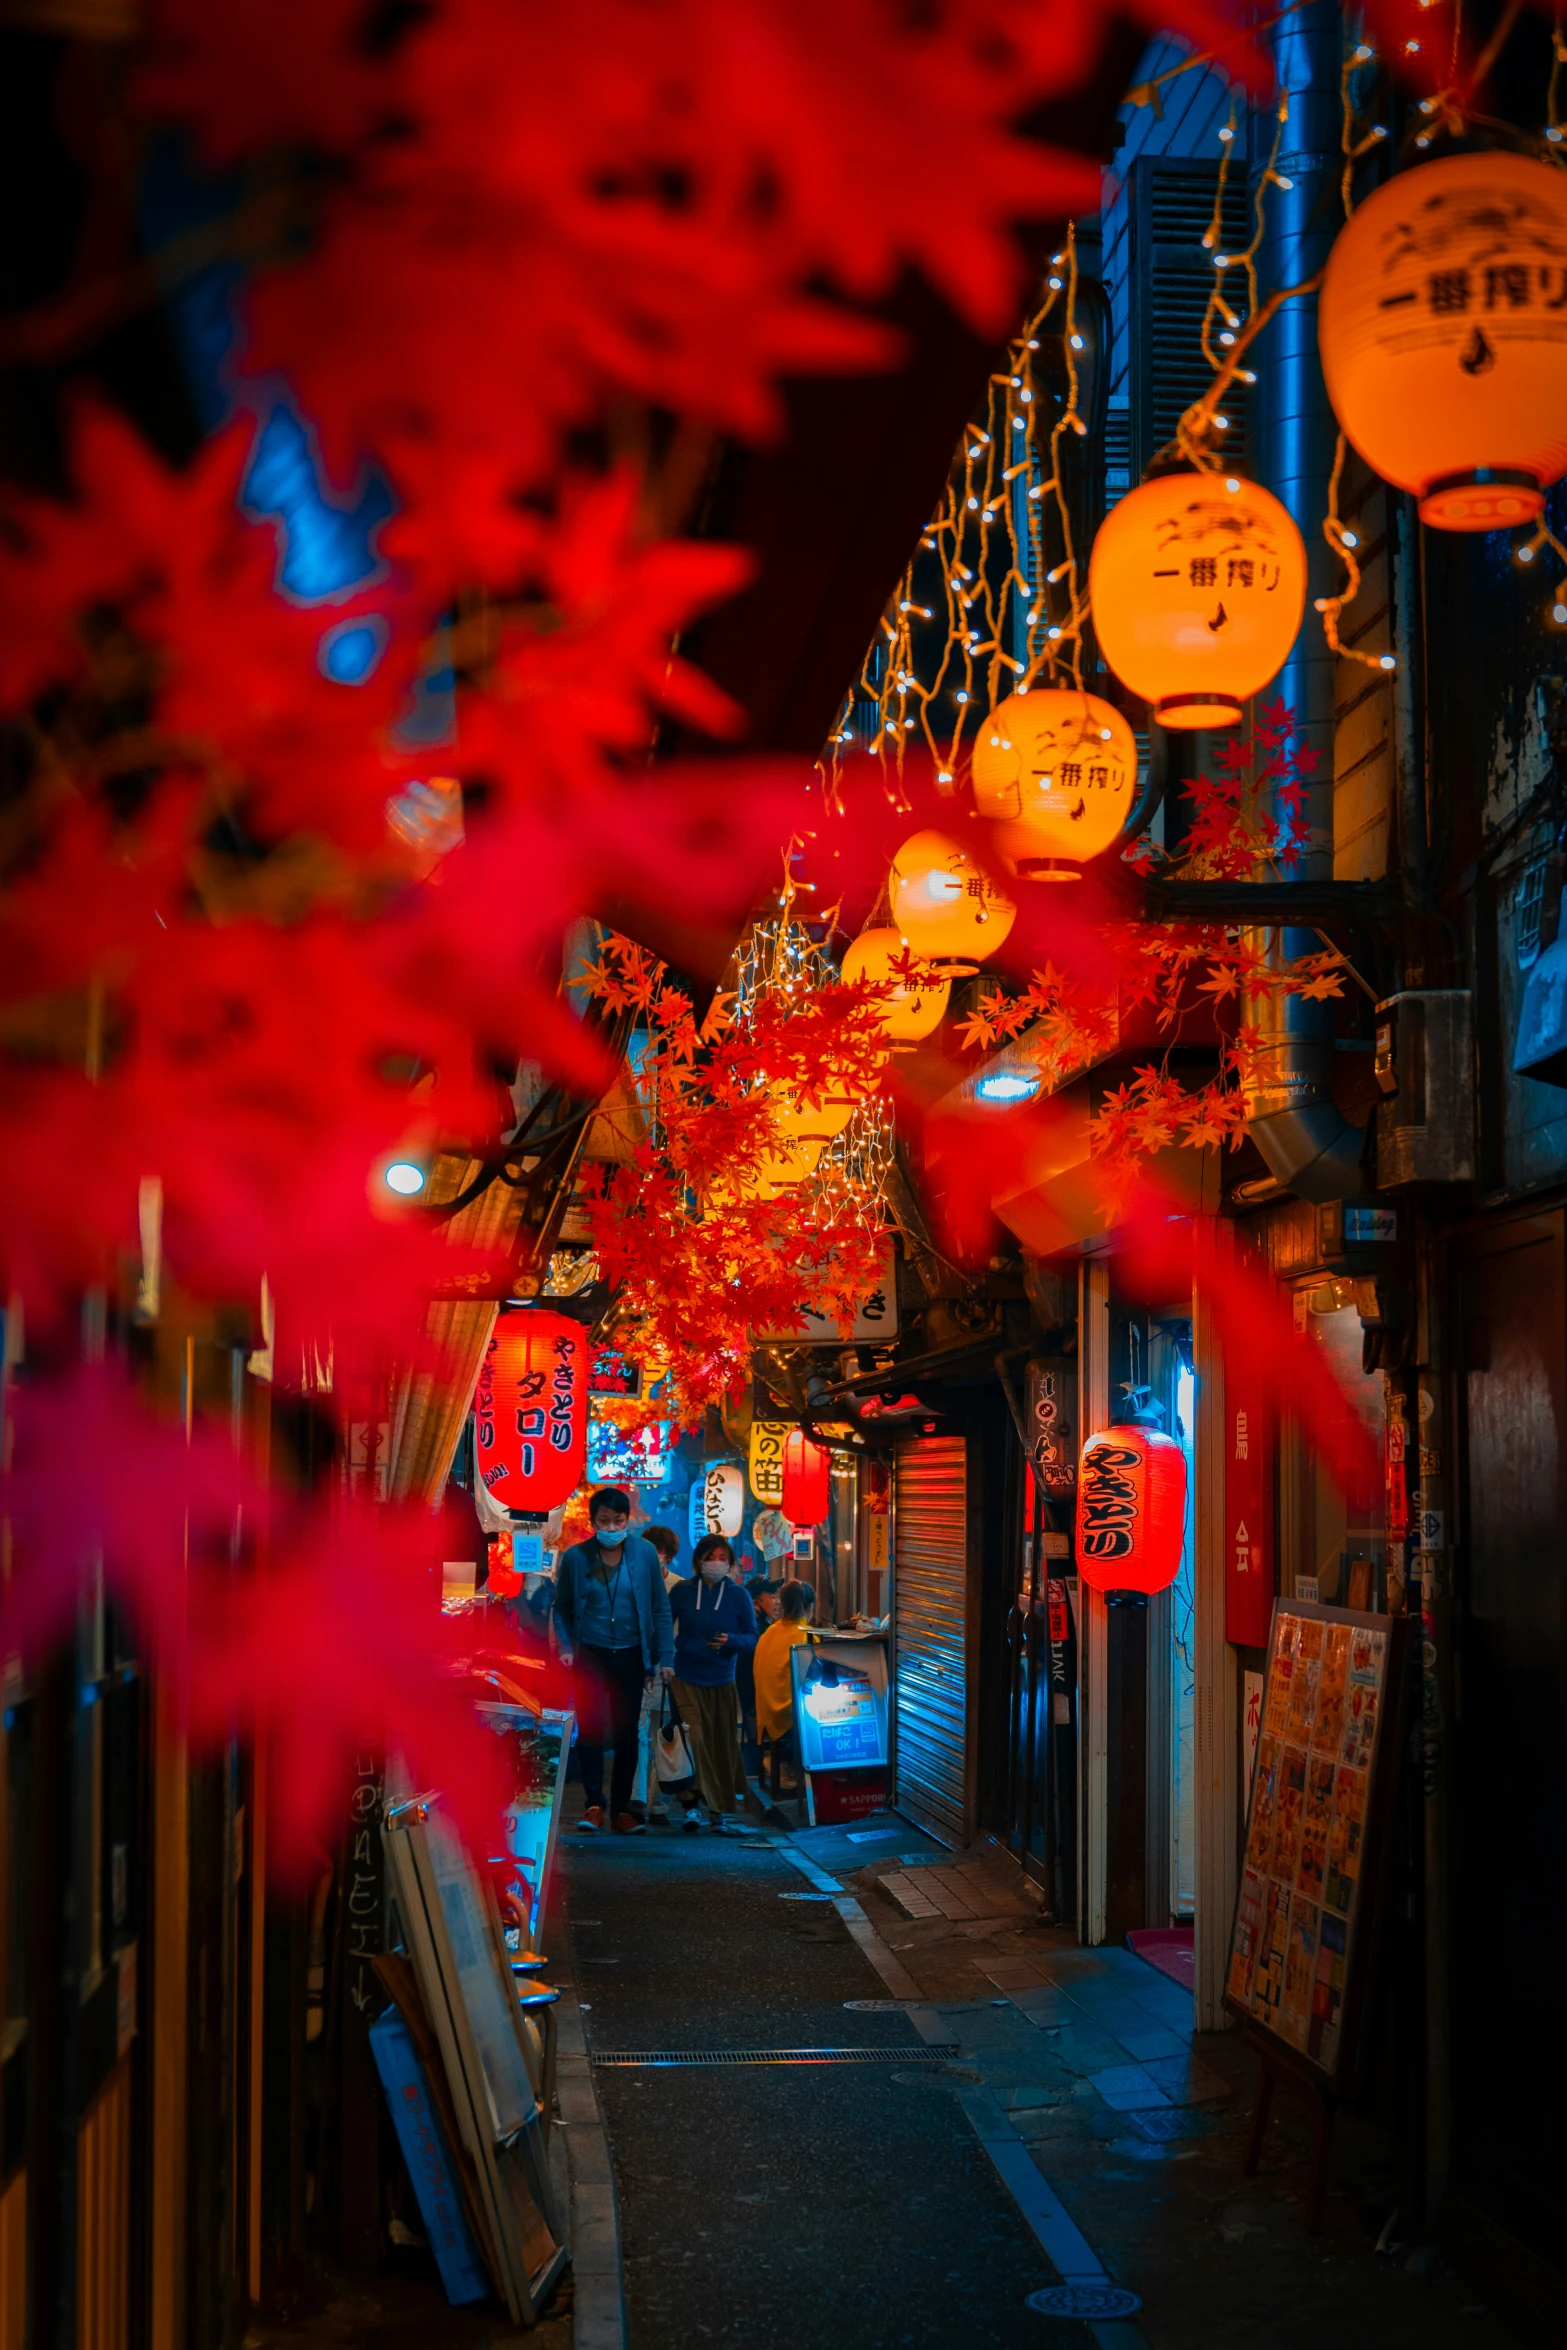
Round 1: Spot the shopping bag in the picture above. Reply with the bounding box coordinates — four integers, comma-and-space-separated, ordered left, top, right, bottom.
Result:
653, 1693, 695, 1788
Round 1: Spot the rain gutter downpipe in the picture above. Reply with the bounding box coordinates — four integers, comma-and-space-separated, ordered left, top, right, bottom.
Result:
1242, 0, 1365, 1201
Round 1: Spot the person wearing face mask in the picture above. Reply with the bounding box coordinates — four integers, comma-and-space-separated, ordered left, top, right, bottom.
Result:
669, 1534, 759, 1832
554, 1487, 674, 1834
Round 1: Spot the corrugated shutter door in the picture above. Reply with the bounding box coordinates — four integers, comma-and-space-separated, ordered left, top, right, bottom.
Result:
893, 1437, 969, 1847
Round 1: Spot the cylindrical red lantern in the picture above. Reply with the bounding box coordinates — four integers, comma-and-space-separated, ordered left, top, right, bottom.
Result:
782, 1430, 831, 1527
1075, 1413, 1188, 1596
473, 1309, 588, 1514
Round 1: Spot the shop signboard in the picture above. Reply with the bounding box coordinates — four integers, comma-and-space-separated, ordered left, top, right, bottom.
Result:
1026, 1359, 1076, 1497
791, 1633, 890, 1824
1225, 1601, 1409, 2092
756, 1240, 898, 1344
482, 1703, 574, 1946
748, 1420, 789, 1505
1225, 1377, 1275, 1648
588, 1348, 641, 1399
586, 1412, 673, 1487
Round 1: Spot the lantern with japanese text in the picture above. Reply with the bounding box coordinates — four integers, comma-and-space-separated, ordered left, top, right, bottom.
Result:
693, 1459, 746, 1540
749, 1419, 789, 1505
1319, 151, 1567, 531
842, 928, 950, 1045
1089, 473, 1306, 729
1075, 1402, 1188, 1598
971, 690, 1138, 875
889, 830, 1016, 969
782, 1429, 832, 1526
473, 1309, 589, 1514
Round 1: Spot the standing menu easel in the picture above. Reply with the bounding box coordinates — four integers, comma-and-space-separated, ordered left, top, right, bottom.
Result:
383, 1793, 568, 2322
791, 1631, 890, 1825
1224, 1601, 1410, 2226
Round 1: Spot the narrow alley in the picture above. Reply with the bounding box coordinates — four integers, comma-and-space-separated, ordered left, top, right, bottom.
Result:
551, 1808, 1517, 2350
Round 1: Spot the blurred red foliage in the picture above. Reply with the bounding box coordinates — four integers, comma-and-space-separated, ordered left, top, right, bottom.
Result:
0, 0, 1392, 1873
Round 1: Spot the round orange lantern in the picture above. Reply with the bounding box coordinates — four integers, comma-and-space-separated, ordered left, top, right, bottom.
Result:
1089, 473, 1306, 729
971, 690, 1139, 875
474, 1309, 589, 1514
842, 928, 951, 1045
782, 1429, 831, 1526
1319, 151, 1567, 531
1075, 1407, 1188, 1597
889, 829, 1016, 968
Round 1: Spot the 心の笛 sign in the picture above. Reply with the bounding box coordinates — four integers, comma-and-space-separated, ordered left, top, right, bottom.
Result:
756, 1240, 898, 1344
748, 1420, 789, 1505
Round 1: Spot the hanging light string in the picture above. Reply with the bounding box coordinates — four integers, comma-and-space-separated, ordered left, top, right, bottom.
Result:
1320, 29, 1400, 675
819, 234, 1087, 816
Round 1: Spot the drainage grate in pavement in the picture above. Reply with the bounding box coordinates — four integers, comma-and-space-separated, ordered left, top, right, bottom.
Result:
589, 2045, 960, 2067
1026, 2284, 1142, 2319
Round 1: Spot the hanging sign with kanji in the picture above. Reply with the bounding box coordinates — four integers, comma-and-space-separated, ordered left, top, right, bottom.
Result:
1225, 1379, 1275, 1648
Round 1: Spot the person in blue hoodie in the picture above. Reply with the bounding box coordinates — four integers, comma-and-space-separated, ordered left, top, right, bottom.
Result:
669, 1534, 758, 1833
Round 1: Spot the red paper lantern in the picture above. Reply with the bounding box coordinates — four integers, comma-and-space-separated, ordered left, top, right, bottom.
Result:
782, 1430, 831, 1527
473, 1310, 588, 1514
1076, 1416, 1188, 1597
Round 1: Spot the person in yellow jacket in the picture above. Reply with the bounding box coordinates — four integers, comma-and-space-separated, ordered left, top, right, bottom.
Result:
753, 1580, 816, 1753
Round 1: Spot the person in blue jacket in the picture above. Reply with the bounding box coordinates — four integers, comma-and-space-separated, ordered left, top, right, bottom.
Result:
554, 1487, 674, 1834
669, 1534, 759, 1833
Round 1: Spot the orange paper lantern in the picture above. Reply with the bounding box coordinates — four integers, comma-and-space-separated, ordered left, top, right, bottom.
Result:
474, 1309, 589, 1514
842, 928, 951, 1045
1089, 473, 1307, 729
1319, 151, 1567, 531
782, 1430, 832, 1526
889, 829, 1015, 967
971, 690, 1139, 874
1076, 1417, 1188, 1597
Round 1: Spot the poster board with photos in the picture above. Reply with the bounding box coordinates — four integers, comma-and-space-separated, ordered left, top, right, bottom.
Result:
1225, 1600, 1409, 2088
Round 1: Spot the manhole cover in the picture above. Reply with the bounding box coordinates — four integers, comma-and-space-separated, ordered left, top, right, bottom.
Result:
1026, 2282, 1142, 2320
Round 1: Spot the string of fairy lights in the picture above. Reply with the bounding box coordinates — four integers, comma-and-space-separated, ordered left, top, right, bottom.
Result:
821, 2, 1567, 811
820, 230, 1091, 816
731, 884, 896, 1229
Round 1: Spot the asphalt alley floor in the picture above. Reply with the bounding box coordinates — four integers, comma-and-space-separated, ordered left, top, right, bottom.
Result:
556, 1810, 1538, 2350
559, 1822, 1091, 2350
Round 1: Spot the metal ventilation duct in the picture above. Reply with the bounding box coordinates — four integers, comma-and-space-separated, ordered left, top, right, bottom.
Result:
1240, 0, 1365, 1202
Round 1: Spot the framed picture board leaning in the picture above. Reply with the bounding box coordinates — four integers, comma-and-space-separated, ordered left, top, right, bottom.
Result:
1224, 1600, 1411, 2220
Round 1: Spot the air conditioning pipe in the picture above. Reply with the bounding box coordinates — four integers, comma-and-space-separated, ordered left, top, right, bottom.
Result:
1239, 0, 1365, 1201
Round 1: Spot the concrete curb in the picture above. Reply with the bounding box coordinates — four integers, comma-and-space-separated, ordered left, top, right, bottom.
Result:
549, 1871, 627, 2350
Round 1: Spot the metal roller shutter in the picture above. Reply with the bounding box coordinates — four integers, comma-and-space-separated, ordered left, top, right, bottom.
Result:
893, 1437, 970, 1848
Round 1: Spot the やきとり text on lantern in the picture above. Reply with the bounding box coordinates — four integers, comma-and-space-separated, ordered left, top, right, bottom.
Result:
1089, 473, 1307, 730
1076, 1407, 1189, 1597
473, 1308, 589, 1513
1318, 150, 1567, 532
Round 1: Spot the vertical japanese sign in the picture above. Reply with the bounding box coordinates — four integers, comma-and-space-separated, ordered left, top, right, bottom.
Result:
748, 1420, 789, 1505
1225, 1381, 1275, 1647
346, 1742, 385, 2017
1026, 1359, 1076, 1498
